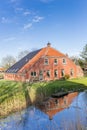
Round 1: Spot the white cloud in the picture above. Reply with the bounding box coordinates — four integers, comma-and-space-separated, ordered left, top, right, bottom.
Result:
15, 8, 31, 17
9, 0, 20, 6
33, 16, 44, 23
15, 7, 23, 12
1, 17, 11, 24
23, 15, 44, 31
3, 37, 16, 42
23, 23, 32, 30
23, 11, 31, 16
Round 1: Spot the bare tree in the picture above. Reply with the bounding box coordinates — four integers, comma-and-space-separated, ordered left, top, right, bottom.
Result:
17, 50, 29, 60
1, 55, 16, 69
80, 44, 87, 62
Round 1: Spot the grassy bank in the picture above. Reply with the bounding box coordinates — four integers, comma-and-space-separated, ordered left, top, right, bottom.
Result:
0, 77, 87, 118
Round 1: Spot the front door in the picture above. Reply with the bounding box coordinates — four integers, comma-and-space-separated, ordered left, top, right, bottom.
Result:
39, 70, 43, 80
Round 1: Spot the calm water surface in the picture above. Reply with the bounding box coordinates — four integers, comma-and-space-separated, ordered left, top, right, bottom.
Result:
0, 92, 87, 130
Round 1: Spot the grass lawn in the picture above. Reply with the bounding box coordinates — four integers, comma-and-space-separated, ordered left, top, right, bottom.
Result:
0, 77, 87, 118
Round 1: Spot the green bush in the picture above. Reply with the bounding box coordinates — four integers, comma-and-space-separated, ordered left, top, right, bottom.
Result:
0, 73, 4, 79
64, 74, 70, 79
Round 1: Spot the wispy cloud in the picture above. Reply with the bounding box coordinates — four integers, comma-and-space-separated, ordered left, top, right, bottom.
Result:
1, 17, 11, 24
23, 23, 32, 30
9, 0, 20, 6
11, 5, 44, 31
3, 37, 16, 42
15, 7, 23, 12
23, 15, 44, 30
33, 16, 44, 23
23, 11, 31, 16
15, 7, 31, 17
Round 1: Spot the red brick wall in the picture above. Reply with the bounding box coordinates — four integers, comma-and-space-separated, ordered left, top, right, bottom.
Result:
26, 56, 77, 81
4, 56, 83, 81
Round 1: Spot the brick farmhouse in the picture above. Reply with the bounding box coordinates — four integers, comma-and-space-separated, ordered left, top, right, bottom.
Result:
4, 43, 83, 82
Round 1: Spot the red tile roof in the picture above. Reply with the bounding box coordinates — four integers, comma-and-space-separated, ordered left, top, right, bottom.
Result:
5, 44, 66, 73
42, 46, 65, 57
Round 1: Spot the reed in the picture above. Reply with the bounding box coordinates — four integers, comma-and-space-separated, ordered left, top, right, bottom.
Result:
0, 77, 87, 118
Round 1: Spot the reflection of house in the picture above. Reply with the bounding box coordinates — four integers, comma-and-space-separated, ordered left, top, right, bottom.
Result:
4, 43, 83, 81
38, 92, 78, 120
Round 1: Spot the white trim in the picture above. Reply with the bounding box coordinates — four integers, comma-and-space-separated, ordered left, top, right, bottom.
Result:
44, 58, 49, 65
31, 71, 37, 77
54, 58, 58, 65
62, 58, 66, 64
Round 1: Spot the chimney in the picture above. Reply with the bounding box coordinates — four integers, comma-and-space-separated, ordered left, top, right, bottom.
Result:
47, 42, 51, 47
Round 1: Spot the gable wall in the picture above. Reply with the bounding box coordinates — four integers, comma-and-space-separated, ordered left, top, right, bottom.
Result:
12, 56, 82, 82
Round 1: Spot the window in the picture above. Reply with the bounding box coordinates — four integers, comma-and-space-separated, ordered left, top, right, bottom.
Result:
44, 58, 49, 65
39, 70, 43, 75
55, 99, 59, 106
34, 72, 36, 76
64, 99, 67, 105
61, 69, 65, 77
70, 69, 74, 76
63, 58, 66, 64
31, 72, 33, 76
54, 59, 58, 65
31, 72, 36, 77
54, 69, 58, 77
47, 70, 50, 77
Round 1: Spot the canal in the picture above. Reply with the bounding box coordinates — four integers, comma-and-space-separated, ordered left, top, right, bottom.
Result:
0, 92, 87, 130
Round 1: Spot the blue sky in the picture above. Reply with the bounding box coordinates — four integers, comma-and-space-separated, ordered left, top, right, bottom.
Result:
0, 0, 87, 62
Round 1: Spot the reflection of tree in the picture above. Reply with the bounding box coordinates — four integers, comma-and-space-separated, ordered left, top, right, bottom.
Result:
16, 110, 29, 129
16, 107, 35, 129
82, 92, 87, 105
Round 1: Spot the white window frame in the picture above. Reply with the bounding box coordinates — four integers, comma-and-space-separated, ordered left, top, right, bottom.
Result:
61, 69, 65, 77
62, 58, 66, 64
54, 69, 58, 78
31, 71, 37, 77
70, 69, 74, 76
44, 58, 49, 65
54, 59, 58, 65
46, 70, 50, 77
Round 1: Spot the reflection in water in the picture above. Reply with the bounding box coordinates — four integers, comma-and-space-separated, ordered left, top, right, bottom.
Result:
0, 92, 87, 130
38, 92, 78, 120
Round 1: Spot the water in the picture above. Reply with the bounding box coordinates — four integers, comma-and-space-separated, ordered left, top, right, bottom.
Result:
0, 92, 87, 130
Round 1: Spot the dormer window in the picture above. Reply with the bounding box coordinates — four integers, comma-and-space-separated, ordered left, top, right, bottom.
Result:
44, 58, 49, 65
54, 59, 58, 65
63, 58, 66, 64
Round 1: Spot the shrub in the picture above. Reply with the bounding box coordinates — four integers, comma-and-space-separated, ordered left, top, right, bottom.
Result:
0, 73, 4, 79
64, 74, 70, 79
